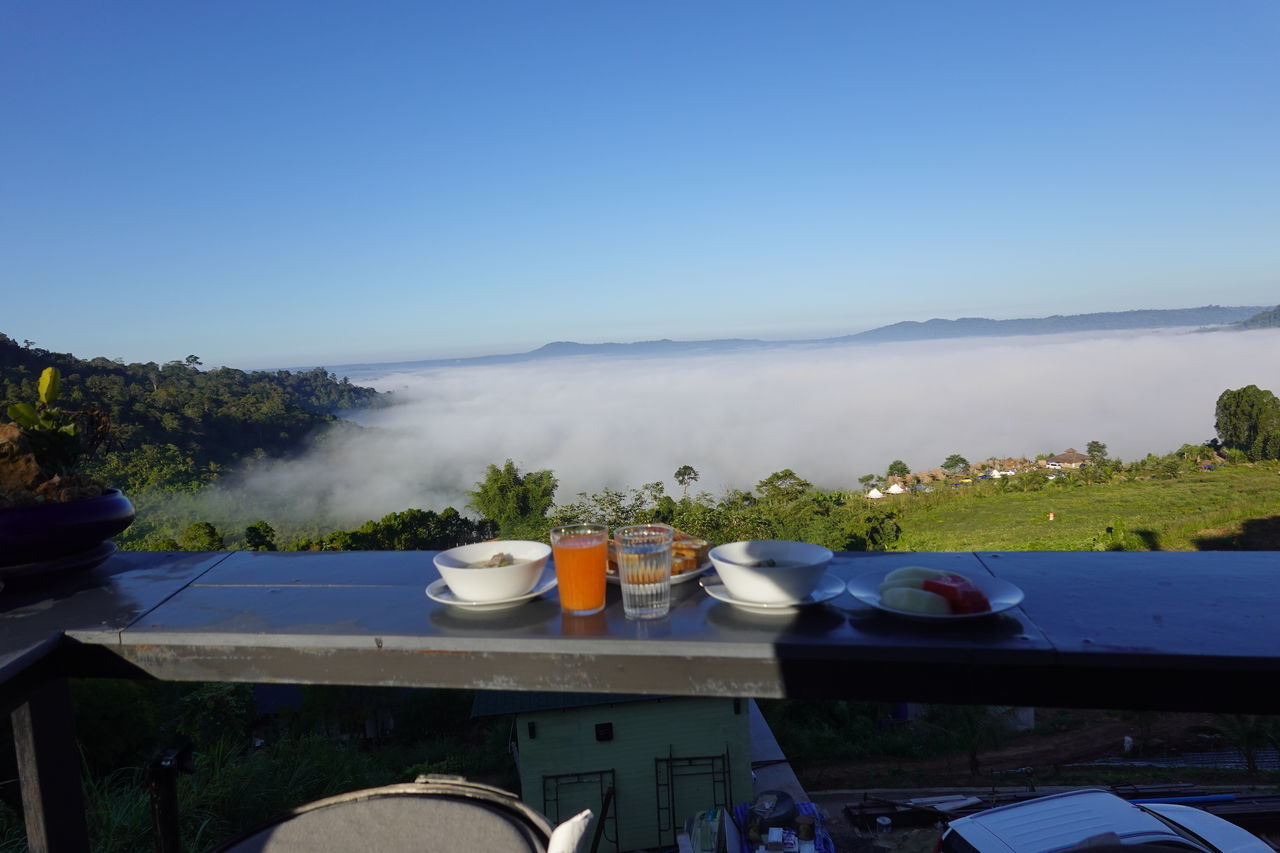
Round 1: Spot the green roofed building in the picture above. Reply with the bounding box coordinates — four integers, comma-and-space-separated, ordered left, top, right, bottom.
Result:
472, 692, 753, 852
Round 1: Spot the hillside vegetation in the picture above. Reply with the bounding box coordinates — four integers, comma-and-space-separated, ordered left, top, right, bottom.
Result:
1, 333, 382, 494
1232, 304, 1280, 330
889, 463, 1280, 551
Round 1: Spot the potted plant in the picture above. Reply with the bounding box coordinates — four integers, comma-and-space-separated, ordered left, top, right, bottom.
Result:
1, 367, 134, 574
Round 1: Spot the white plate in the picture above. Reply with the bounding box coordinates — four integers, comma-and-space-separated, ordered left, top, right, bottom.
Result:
845, 568, 1024, 620
699, 571, 846, 612
426, 572, 558, 611
606, 561, 712, 586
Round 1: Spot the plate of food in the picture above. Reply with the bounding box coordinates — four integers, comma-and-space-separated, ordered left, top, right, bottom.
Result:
607, 561, 712, 585
846, 566, 1024, 620
606, 530, 713, 585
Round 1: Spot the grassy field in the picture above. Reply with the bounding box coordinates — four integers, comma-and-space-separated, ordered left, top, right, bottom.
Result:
887, 462, 1280, 551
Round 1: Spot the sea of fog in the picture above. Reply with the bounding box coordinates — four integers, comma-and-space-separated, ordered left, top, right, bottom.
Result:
188, 327, 1280, 529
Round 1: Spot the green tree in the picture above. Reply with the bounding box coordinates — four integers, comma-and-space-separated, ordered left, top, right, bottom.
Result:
886, 460, 910, 479
245, 520, 278, 551
833, 503, 901, 551
755, 469, 813, 502
942, 454, 970, 474
467, 459, 558, 536
857, 474, 876, 489
173, 683, 254, 748
673, 464, 699, 497
1085, 441, 1108, 465
549, 482, 666, 529
71, 680, 162, 774
298, 508, 494, 551
1212, 714, 1272, 777
180, 521, 224, 550
1215, 385, 1280, 460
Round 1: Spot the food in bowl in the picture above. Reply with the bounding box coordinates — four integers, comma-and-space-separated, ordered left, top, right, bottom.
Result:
708, 540, 832, 604
472, 552, 515, 568
433, 540, 551, 602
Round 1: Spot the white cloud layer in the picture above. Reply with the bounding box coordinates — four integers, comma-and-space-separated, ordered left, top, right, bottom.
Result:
200, 328, 1280, 527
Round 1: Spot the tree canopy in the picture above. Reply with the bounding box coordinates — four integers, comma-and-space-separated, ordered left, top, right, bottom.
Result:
244, 520, 278, 551
1215, 385, 1280, 460
755, 469, 813, 502
295, 508, 493, 551
673, 464, 699, 496
179, 521, 224, 550
942, 454, 970, 474
467, 459, 558, 536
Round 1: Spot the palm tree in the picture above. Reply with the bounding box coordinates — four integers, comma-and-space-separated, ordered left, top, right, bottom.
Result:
1212, 714, 1270, 776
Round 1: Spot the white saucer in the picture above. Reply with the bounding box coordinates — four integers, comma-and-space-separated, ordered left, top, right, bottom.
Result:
845, 568, 1024, 620
699, 572, 846, 612
425, 573, 558, 611
606, 561, 712, 586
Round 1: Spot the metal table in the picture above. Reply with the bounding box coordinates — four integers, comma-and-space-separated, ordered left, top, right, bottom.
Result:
4, 548, 1280, 850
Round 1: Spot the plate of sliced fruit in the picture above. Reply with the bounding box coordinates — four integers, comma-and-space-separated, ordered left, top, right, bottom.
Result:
846, 566, 1024, 620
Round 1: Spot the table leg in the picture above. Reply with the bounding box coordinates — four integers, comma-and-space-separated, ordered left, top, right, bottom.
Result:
11, 678, 90, 853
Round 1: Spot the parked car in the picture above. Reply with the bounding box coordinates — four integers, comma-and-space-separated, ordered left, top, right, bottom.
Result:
938, 789, 1272, 853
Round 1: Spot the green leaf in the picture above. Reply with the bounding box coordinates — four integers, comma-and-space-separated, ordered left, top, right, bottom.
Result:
7, 402, 38, 428
37, 367, 60, 405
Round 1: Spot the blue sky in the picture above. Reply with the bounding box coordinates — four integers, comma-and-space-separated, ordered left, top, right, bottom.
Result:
3, 1, 1277, 369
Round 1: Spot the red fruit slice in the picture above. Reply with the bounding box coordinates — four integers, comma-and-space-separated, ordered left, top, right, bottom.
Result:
922, 574, 991, 614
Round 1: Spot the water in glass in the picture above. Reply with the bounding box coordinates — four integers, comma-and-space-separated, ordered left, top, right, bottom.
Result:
614, 524, 673, 620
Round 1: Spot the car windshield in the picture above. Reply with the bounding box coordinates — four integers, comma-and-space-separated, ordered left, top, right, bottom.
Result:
1135, 806, 1219, 853
941, 830, 984, 853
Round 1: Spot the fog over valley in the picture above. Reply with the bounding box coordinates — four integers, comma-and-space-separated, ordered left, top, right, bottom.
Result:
189, 328, 1280, 529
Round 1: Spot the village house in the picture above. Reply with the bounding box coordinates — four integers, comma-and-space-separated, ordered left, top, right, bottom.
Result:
1046, 448, 1089, 468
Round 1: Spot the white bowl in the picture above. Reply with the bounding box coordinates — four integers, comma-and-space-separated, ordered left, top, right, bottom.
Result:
432, 541, 551, 602
708, 540, 833, 604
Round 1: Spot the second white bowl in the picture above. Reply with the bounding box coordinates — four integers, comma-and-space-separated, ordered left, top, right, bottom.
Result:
708, 540, 833, 604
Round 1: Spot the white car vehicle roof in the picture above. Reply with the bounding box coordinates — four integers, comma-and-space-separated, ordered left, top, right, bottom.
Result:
943, 789, 1271, 853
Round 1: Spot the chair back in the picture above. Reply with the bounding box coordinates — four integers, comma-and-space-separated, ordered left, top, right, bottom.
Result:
213, 776, 554, 853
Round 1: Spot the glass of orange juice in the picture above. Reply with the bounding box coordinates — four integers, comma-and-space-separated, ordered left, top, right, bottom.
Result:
549, 523, 608, 615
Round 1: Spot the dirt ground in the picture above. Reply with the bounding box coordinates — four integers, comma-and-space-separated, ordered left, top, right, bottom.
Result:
799, 709, 1233, 791
796, 709, 1265, 852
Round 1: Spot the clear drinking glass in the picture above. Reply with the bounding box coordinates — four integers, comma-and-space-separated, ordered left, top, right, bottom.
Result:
613, 523, 674, 620
549, 523, 608, 616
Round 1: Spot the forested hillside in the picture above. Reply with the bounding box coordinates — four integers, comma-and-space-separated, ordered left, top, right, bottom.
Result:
1232, 305, 1280, 330
0, 333, 382, 493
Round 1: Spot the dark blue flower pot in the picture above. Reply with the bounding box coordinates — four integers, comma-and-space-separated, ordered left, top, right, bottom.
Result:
0, 488, 135, 568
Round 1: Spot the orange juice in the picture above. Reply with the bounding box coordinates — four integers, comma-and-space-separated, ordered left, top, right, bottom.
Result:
551, 534, 607, 615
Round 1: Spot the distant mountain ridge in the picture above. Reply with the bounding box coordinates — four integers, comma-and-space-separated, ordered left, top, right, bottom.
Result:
322, 304, 1269, 376
832, 305, 1269, 343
